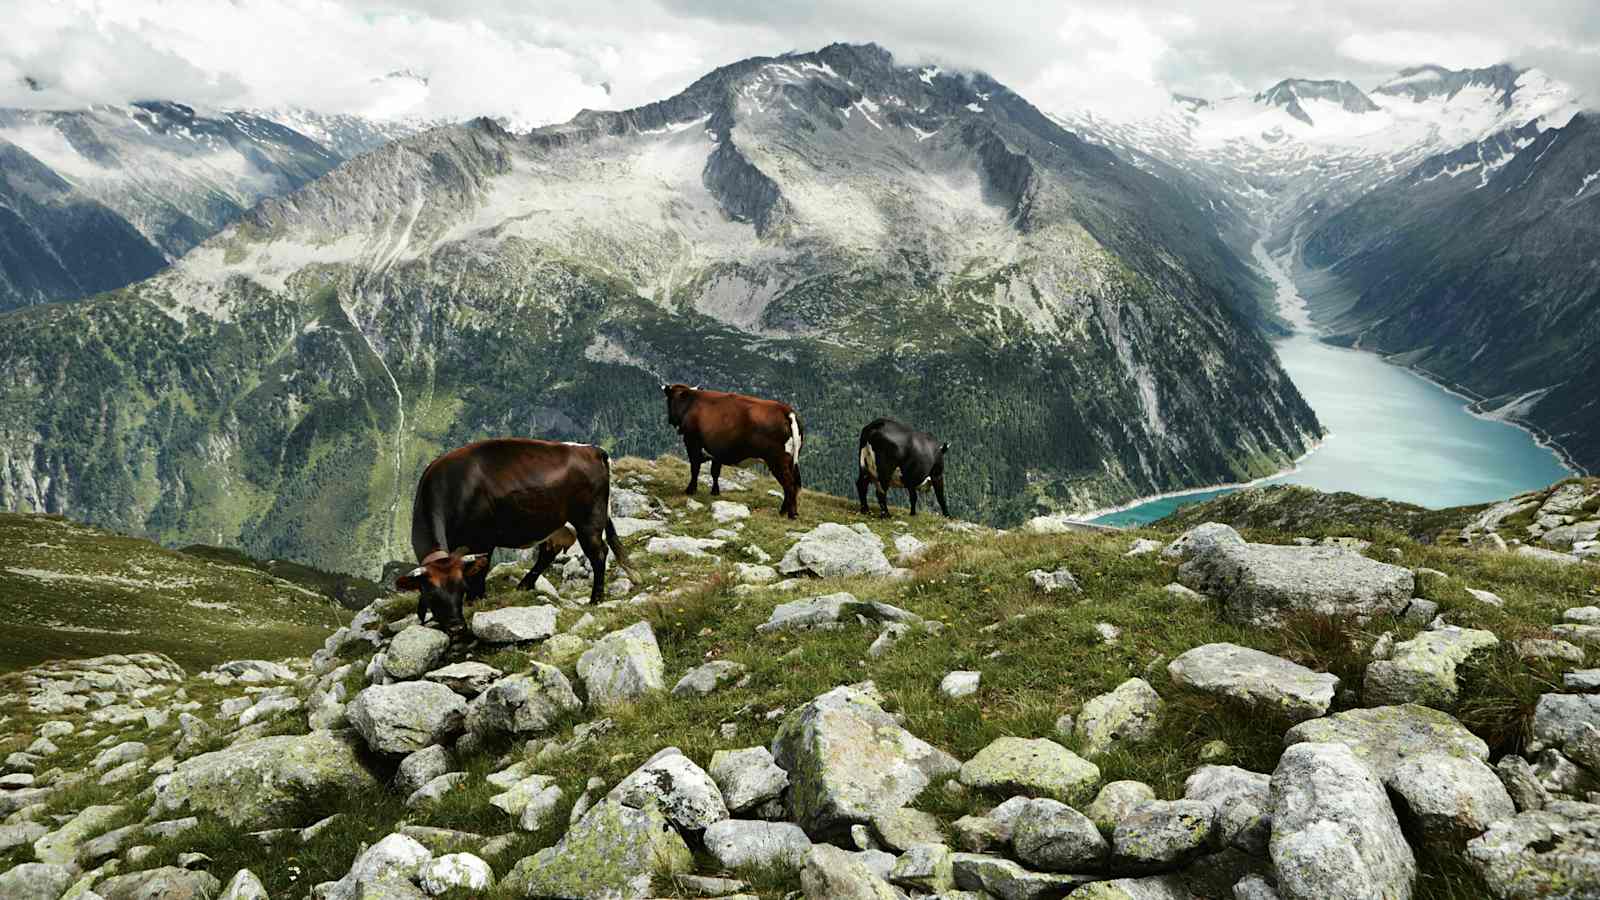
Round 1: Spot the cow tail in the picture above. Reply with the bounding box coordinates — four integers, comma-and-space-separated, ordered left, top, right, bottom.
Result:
789, 411, 804, 489
605, 518, 637, 579
859, 441, 877, 479
599, 448, 637, 578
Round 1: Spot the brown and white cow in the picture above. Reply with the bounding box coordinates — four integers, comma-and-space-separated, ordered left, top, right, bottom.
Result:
396, 438, 632, 631
662, 384, 804, 518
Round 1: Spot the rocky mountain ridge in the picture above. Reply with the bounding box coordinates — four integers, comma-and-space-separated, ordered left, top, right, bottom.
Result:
0, 101, 436, 312
0, 42, 1322, 575
1, 462, 1596, 898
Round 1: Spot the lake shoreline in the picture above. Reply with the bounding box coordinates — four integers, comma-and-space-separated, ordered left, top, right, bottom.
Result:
1383, 355, 1586, 479
1069, 429, 1329, 525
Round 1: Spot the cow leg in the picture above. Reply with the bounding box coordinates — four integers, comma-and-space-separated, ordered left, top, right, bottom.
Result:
517, 541, 561, 591
709, 459, 723, 496
876, 471, 893, 517
933, 477, 950, 517
772, 454, 800, 519
908, 476, 919, 517
684, 439, 705, 495
576, 527, 610, 605
856, 469, 872, 514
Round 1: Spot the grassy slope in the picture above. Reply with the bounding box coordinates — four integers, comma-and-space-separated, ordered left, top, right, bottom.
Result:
1, 459, 1594, 897
0, 513, 354, 671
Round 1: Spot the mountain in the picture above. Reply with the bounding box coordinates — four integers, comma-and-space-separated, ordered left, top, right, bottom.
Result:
1055, 63, 1594, 466
1301, 112, 1600, 472
0, 42, 1321, 576
0, 102, 435, 311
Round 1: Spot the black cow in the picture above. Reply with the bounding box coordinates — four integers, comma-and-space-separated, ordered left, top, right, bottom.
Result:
856, 418, 950, 517
395, 438, 632, 632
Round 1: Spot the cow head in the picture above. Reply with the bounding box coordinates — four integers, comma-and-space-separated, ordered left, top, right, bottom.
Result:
394, 549, 490, 634
662, 383, 696, 428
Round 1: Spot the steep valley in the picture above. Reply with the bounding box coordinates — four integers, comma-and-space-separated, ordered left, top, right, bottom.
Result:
0, 44, 1322, 576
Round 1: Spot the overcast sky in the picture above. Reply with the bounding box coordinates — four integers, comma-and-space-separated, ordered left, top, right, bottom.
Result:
3, 0, 1597, 125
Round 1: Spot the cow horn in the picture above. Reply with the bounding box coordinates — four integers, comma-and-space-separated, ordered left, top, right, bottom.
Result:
460, 553, 487, 563
693, 384, 701, 390
406, 566, 427, 577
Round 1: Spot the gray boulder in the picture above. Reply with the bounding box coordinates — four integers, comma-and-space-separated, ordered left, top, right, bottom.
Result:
778, 523, 894, 578
772, 685, 959, 838
710, 746, 789, 813
151, 732, 379, 828
97, 867, 221, 900
326, 832, 431, 900
756, 592, 922, 633
1088, 780, 1158, 834
1168, 643, 1337, 722
1111, 799, 1217, 870
1531, 693, 1600, 758
423, 661, 502, 697
1388, 752, 1515, 845
418, 853, 494, 894
348, 681, 467, 755
220, 869, 268, 900
463, 664, 581, 739
395, 744, 455, 796
1076, 678, 1164, 756
801, 843, 900, 899
1184, 765, 1272, 855
672, 660, 747, 698
1012, 798, 1108, 872
470, 605, 557, 643
1364, 626, 1498, 709
1179, 543, 1413, 626
506, 801, 693, 899
1465, 800, 1600, 900
1282, 704, 1489, 783
1162, 522, 1245, 560
608, 748, 729, 831
959, 737, 1100, 805
1070, 875, 1193, 899
950, 853, 1093, 898
1496, 755, 1552, 812
1269, 742, 1416, 900
383, 625, 450, 680
577, 621, 665, 709
703, 818, 813, 870
0, 863, 74, 900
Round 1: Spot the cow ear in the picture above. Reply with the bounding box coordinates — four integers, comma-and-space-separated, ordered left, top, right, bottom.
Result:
461, 553, 491, 578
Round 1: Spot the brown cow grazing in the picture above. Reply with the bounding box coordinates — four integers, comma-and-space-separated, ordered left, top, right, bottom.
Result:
662, 384, 804, 518
395, 438, 631, 632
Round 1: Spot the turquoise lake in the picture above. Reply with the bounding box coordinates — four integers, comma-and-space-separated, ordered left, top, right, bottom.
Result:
1095, 245, 1572, 527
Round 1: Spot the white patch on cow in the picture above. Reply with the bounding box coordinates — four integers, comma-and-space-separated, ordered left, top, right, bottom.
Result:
860, 444, 878, 478
785, 412, 802, 459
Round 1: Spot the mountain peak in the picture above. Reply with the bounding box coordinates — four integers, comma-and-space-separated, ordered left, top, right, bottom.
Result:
1374, 63, 1525, 108
1254, 78, 1380, 125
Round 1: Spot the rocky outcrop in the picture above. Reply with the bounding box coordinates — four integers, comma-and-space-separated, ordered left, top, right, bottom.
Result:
1179, 543, 1413, 625
1168, 643, 1337, 722
1270, 742, 1416, 900
772, 685, 959, 838
151, 731, 379, 827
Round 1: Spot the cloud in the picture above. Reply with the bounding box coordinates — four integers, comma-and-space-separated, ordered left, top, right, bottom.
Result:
1, 0, 1596, 125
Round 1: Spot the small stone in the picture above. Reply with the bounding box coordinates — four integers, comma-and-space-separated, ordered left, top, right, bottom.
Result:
470, 605, 558, 643
870, 807, 944, 853
940, 671, 981, 699
710, 746, 789, 814
1013, 798, 1108, 872
1111, 799, 1217, 870
673, 660, 748, 698
419, 853, 494, 894
1075, 678, 1164, 757
1465, 588, 1506, 608
1088, 780, 1157, 833
1027, 568, 1082, 593
959, 737, 1101, 805
703, 819, 812, 870
384, 625, 451, 680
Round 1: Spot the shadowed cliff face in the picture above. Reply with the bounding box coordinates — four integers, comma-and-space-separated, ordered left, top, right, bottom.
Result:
0, 42, 1321, 576
1302, 113, 1600, 474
